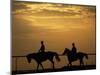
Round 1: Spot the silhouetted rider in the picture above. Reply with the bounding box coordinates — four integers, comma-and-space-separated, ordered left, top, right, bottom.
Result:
71, 43, 77, 56
39, 41, 45, 52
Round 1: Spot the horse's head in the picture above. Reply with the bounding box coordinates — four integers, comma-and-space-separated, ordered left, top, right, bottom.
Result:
62, 48, 70, 55
54, 53, 60, 62
26, 54, 32, 63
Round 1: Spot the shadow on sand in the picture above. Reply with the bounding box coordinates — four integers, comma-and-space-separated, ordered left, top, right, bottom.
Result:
12, 65, 96, 74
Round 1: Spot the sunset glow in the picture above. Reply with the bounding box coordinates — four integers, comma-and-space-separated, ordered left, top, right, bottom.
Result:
12, 1, 96, 54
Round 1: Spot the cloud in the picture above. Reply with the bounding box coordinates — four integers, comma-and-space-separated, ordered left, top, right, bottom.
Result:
13, 2, 96, 20
12, 1, 83, 16
12, 1, 96, 19
12, 1, 96, 33
12, 1, 30, 11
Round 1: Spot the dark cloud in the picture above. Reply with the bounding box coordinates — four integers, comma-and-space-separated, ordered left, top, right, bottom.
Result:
12, 1, 30, 11
87, 6, 96, 13
82, 6, 96, 13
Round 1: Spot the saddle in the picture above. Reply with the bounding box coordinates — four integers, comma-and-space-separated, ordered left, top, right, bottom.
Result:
71, 52, 77, 60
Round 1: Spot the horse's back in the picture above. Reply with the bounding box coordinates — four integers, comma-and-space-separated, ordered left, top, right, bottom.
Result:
26, 53, 35, 57
77, 52, 87, 58
77, 52, 87, 55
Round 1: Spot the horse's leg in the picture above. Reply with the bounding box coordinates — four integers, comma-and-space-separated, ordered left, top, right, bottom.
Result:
67, 63, 69, 66
82, 61, 84, 66
79, 59, 81, 66
68, 60, 72, 67
40, 63, 44, 70
36, 63, 39, 71
51, 60, 54, 69
81, 59, 84, 66
67, 61, 70, 66
70, 62, 72, 66
80, 59, 84, 66
67, 61, 71, 67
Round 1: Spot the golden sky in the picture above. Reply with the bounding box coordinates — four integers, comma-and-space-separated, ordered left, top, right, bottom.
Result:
12, 1, 96, 56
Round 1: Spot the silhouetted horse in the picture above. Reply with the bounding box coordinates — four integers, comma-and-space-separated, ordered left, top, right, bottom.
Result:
62, 48, 88, 66
26, 51, 60, 70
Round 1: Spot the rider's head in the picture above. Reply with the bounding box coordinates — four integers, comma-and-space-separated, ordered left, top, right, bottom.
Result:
72, 43, 75, 46
41, 41, 44, 44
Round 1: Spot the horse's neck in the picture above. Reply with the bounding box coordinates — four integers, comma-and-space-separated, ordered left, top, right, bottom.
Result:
66, 50, 71, 55
31, 53, 37, 58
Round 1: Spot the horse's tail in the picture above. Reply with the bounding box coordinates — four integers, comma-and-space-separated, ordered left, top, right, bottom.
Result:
84, 54, 88, 59
54, 53, 60, 62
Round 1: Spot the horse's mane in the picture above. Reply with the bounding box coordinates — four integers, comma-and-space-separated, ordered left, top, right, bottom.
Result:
65, 48, 70, 52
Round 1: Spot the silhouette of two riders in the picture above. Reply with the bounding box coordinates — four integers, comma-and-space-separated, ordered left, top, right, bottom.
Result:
38, 41, 77, 59
38, 41, 45, 53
